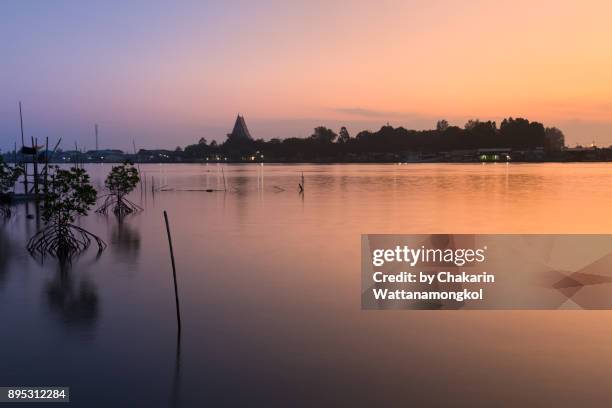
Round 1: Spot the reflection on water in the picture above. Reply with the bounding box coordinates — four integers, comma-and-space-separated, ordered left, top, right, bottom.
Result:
171, 332, 182, 408
2, 163, 612, 406
0, 224, 14, 289
45, 262, 98, 330
109, 216, 141, 266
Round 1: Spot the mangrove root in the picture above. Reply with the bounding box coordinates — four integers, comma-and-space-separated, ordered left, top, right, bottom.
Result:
96, 195, 143, 216
27, 224, 106, 260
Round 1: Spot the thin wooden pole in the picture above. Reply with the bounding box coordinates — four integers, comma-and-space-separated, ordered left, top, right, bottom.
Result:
132, 139, 142, 177
44, 137, 49, 196
163, 211, 182, 334
19, 102, 28, 194
32, 136, 39, 197
19, 102, 24, 149
44, 139, 62, 172
74, 142, 79, 168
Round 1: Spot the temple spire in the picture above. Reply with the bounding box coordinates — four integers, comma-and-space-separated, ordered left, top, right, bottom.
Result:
227, 114, 253, 141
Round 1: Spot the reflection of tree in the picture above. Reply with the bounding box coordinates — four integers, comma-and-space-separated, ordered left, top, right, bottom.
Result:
110, 217, 141, 264
231, 175, 249, 196
45, 262, 98, 328
230, 175, 250, 224
0, 226, 12, 288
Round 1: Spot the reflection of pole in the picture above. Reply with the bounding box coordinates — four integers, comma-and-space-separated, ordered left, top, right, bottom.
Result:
170, 331, 182, 407
222, 167, 227, 191
163, 211, 182, 334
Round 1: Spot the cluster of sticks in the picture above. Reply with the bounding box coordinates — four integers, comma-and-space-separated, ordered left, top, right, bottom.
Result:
27, 224, 106, 260
96, 194, 143, 216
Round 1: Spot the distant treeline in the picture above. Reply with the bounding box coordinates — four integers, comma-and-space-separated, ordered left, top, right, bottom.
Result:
3, 117, 567, 164
181, 117, 565, 161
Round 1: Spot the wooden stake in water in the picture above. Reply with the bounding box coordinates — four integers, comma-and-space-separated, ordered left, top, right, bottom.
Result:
44, 137, 49, 196
164, 211, 182, 334
298, 171, 304, 193
19, 102, 28, 194
32, 136, 39, 198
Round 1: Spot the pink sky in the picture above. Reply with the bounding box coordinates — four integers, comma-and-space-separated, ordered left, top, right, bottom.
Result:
1, 0, 611, 150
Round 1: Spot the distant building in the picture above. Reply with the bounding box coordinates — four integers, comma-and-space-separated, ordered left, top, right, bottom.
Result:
477, 148, 512, 162
227, 114, 253, 142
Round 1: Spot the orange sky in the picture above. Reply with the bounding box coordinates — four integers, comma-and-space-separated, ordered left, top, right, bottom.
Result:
2, 0, 612, 149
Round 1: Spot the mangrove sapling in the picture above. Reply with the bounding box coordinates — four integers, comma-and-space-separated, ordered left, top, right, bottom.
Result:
0, 158, 22, 218
96, 162, 142, 216
27, 166, 106, 260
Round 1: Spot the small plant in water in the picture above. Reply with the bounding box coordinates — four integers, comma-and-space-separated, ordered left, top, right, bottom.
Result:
0, 158, 22, 218
96, 162, 141, 216
27, 166, 106, 260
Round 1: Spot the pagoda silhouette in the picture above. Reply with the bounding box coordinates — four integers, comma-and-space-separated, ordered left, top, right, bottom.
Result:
227, 114, 253, 142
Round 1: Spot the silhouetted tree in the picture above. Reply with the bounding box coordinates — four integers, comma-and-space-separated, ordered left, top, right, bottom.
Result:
0, 158, 22, 218
436, 120, 449, 132
310, 126, 337, 143
500, 117, 546, 148
28, 167, 105, 260
464, 119, 480, 131
184, 142, 210, 159
96, 162, 142, 215
198, 137, 208, 145
544, 127, 565, 151
338, 126, 351, 143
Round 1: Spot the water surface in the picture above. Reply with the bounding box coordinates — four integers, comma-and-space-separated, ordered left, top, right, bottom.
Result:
2, 163, 612, 407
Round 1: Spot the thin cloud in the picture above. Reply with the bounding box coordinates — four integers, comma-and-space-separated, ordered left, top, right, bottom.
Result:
332, 107, 419, 119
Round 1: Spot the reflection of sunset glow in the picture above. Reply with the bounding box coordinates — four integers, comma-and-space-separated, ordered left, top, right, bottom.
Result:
2, 1, 612, 149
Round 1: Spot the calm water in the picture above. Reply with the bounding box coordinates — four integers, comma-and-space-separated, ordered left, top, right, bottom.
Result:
3, 163, 612, 407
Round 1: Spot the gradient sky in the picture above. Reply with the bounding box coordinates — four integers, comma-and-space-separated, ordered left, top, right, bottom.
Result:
2, 0, 612, 151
